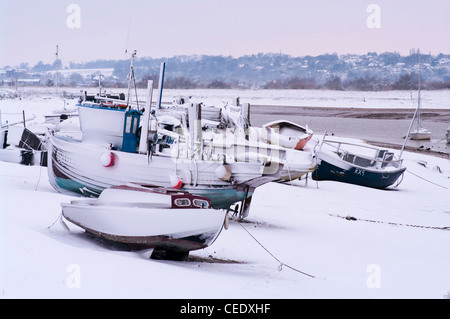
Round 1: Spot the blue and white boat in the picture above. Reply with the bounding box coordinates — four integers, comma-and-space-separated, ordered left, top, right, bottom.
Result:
312, 136, 406, 189
47, 79, 293, 219
48, 56, 316, 218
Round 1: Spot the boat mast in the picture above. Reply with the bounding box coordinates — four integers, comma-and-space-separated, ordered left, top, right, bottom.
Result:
416, 50, 421, 130
400, 50, 422, 158
400, 104, 419, 159
126, 50, 139, 109
156, 62, 165, 109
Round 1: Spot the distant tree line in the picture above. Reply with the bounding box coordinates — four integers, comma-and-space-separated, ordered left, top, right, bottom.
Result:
134, 74, 232, 89
264, 74, 450, 90
4, 51, 450, 90
8, 71, 450, 91
134, 73, 450, 91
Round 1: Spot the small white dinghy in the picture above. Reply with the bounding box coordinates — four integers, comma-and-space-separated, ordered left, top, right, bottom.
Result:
61, 184, 227, 260
261, 120, 313, 150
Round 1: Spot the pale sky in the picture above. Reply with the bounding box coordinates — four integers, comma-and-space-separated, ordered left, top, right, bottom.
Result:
1, 0, 449, 67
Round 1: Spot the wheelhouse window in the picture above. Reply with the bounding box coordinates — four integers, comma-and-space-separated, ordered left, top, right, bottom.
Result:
132, 117, 138, 134
193, 199, 209, 208
174, 198, 191, 207
125, 115, 132, 134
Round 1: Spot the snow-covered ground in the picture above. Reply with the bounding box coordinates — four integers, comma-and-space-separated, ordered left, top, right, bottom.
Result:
1, 89, 449, 299
4, 87, 450, 112
0, 145, 449, 299
1, 87, 448, 130
163, 88, 450, 109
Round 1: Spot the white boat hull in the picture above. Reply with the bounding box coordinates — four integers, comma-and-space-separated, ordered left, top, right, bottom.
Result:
409, 129, 431, 140
61, 186, 227, 252
261, 120, 313, 150
62, 202, 226, 251
48, 134, 276, 209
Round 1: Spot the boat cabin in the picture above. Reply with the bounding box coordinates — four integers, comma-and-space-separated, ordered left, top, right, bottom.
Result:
122, 109, 141, 153
77, 100, 142, 154
324, 139, 402, 170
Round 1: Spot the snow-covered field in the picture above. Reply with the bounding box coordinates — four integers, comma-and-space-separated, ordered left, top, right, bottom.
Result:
163, 88, 450, 109
4, 87, 450, 112
1, 89, 449, 299
0, 147, 449, 299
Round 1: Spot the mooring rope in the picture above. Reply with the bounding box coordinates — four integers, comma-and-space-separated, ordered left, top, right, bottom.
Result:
329, 213, 450, 231
406, 169, 448, 189
234, 216, 315, 278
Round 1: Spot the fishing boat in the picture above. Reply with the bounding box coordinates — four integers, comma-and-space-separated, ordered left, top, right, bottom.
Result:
48, 56, 317, 218
48, 67, 286, 219
61, 183, 227, 260
47, 103, 278, 212
446, 127, 450, 144
312, 136, 406, 189
410, 52, 431, 141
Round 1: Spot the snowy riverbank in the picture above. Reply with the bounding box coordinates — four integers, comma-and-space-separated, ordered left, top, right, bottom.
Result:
0, 88, 449, 299
0, 140, 449, 299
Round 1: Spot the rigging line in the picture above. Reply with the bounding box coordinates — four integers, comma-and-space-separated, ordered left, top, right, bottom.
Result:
405, 169, 448, 189
234, 216, 315, 278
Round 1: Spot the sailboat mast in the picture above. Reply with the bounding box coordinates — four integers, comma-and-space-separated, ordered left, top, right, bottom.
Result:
416, 51, 421, 128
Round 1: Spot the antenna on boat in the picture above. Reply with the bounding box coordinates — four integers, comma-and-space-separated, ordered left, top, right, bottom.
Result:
55, 45, 59, 96
126, 50, 139, 109
124, 18, 132, 56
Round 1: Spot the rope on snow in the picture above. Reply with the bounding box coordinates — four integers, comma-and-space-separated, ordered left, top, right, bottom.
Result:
329, 213, 450, 231
233, 214, 315, 278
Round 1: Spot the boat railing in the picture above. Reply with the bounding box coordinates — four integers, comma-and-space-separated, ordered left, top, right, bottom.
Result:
322, 139, 403, 169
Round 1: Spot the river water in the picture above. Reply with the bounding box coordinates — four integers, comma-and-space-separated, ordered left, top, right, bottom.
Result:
250, 106, 450, 158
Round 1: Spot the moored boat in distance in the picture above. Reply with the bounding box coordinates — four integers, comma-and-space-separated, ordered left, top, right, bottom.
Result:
410, 51, 431, 141
409, 127, 432, 141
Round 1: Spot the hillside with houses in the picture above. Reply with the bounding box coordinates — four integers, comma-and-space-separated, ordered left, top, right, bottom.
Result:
1, 51, 449, 90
